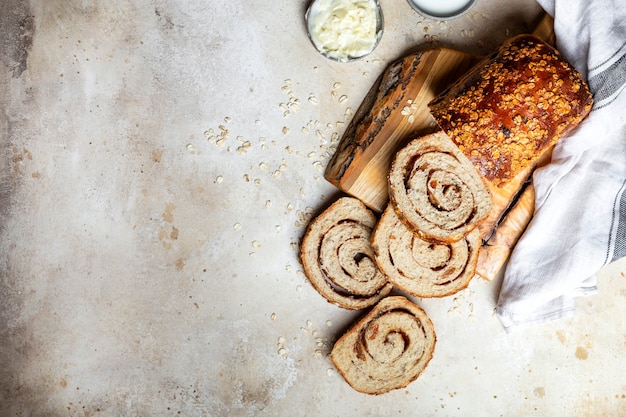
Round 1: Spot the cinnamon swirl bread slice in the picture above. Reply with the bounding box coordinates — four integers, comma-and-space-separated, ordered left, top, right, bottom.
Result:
331, 296, 436, 395
388, 132, 492, 243
372, 205, 479, 298
300, 197, 393, 310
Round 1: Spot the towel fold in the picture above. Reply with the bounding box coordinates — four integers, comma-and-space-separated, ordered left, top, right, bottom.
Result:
496, 0, 626, 331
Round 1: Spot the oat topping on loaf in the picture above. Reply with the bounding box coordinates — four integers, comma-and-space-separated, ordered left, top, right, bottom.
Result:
429, 34, 593, 186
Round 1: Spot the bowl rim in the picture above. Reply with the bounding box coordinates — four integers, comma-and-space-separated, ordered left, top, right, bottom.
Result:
304, 0, 384, 63
405, 0, 477, 21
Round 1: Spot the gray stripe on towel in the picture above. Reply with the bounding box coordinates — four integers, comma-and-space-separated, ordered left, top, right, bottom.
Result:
589, 51, 626, 106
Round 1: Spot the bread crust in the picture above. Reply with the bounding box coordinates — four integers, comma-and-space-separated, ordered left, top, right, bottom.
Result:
330, 296, 436, 395
299, 197, 393, 310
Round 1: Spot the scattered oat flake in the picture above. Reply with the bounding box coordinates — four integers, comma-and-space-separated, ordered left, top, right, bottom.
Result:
271, 313, 277, 321
265, 200, 272, 208
233, 222, 242, 231
236, 141, 251, 154
313, 161, 324, 171
338, 95, 348, 104
282, 127, 289, 135
259, 162, 268, 171
215, 175, 224, 183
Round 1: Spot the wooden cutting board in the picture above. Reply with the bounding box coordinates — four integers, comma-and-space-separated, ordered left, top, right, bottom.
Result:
324, 14, 555, 281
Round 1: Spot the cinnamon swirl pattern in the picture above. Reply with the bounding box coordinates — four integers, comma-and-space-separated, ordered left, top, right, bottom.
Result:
372, 205, 480, 298
331, 296, 436, 395
388, 132, 492, 243
300, 197, 393, 310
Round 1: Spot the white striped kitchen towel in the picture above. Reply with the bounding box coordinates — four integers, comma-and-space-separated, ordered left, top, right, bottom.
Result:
496, 0, 626, 331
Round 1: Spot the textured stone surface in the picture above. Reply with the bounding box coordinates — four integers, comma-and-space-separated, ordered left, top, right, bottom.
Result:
1, 1, 625, 416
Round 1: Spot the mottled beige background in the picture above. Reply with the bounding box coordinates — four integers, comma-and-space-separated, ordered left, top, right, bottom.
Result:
1, 0, 625, 416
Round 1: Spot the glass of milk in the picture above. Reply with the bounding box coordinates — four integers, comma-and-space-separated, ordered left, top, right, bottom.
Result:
406, 0, 477, 20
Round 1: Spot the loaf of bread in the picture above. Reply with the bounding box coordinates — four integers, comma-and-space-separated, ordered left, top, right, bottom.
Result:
330, 296, 436, 395
299, 197, 393, 310
372, 205, 480, 297
388, 132, 492, 243
429, 34, 593, 187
